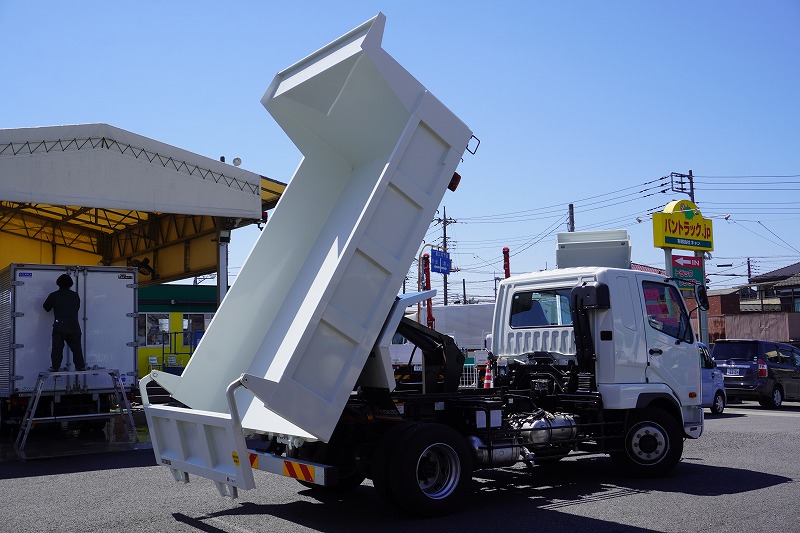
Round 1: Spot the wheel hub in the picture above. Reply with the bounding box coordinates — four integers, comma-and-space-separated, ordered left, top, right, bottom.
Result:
416, 443, 460, 499
630, 424, 667, 463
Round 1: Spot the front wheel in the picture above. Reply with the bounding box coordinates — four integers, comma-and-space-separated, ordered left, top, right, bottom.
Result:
610, 407, 683, 477
710, 391, 726, 414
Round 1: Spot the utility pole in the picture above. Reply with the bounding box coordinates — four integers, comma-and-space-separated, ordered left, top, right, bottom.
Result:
568, 204, 575, 232
669, 170, 695, 202
436, 206, 456, 305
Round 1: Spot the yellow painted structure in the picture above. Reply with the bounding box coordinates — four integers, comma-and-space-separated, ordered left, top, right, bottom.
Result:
652, 200, 714, 252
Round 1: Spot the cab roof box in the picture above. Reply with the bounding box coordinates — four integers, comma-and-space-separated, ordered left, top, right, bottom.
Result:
556, 230, 631, 269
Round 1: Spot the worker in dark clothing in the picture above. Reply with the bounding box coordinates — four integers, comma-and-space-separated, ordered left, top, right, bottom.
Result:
43, 274, 86, 371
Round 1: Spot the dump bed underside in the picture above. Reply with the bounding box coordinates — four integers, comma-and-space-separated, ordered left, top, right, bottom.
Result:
148, 13, 472, 444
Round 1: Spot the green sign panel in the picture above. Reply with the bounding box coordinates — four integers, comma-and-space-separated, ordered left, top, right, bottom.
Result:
672, 255, 704, 289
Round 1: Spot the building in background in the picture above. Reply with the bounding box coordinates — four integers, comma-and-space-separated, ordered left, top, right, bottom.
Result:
137, 284, 217, 378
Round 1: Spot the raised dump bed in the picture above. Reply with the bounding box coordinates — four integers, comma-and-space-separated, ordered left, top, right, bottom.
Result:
145, 13, 472, 450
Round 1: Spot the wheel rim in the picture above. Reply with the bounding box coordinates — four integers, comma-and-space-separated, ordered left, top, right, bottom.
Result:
774, 389, 782, 406
627, 421, 668, 465
415, 443, 461, 499
714, 394, 725, 412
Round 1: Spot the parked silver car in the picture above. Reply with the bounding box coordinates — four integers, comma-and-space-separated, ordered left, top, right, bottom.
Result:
700, 342, 726, 414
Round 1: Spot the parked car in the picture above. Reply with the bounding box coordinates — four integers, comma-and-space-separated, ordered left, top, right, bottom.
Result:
711, 339, 800, 408
700, 342, 726, 414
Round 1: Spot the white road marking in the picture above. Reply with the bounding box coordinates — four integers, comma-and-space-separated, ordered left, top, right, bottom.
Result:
723, 407, 800, 418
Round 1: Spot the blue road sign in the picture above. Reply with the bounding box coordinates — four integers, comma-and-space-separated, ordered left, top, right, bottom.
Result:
430, 249, 451, 274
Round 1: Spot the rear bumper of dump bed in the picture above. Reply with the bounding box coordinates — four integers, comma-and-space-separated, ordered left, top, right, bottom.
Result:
141, 374, 339, 498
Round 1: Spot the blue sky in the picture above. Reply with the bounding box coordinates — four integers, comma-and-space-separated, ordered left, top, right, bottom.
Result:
2, 1, 798, 302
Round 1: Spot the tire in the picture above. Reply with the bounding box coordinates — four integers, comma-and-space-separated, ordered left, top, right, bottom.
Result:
761, 386, 783, 409
710, 391, 726, 415
293, 430, 366, 493
386, 423, 472, 516
371, 422, 420, 504
610, 407, 683, 477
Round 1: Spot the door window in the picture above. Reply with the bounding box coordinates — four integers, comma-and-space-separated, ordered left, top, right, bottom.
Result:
700, 345, 715, 369
643, 281, 692, 342
764, 344, 780, 363
792, 348, 800, 366
182, 313, 213, 347
137, 313, 169, 346
777, 345, 796, 365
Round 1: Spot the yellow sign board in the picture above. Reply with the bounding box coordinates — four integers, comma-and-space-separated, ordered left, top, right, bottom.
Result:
652, 200, 714, 252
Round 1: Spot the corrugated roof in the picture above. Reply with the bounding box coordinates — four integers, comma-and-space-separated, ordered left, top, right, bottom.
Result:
631, 262, 666, 275
774, 273, 800, 288
0, 123, 287, 284
708, 287, 741, 296
750, 261, 800, 283
0, 123, 271, 218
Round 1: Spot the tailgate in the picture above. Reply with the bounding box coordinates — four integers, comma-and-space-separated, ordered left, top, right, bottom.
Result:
144, 401, 255, 497
717, 360, 756, 379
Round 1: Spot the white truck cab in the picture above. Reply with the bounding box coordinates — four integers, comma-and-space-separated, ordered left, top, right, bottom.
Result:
492, 266, 704, 442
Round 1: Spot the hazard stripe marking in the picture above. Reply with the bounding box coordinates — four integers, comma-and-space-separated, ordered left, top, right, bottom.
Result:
283, 460, 315, 482
249, 453, 258, 469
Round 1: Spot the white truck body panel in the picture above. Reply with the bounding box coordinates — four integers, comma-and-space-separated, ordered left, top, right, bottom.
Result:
556, 230, 632, 269
149, 13, 471, 443
393, 303, 494, 365
0, 263, 138, 396
492, 267, 702, 411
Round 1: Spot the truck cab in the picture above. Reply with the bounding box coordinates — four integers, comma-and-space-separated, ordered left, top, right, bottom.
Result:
492, 266, 703, 441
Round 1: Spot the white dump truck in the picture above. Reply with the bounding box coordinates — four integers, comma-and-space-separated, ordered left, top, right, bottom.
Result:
140, 14, 707, 517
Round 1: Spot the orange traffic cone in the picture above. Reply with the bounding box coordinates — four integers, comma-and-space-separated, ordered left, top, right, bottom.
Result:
484, 360, 493, 389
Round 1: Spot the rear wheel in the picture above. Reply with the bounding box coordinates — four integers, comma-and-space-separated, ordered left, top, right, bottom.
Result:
710, 391, 726, 414
760, 386, 783, 409
371, 422, 418, 502
292, 429, 365, 493
610, 407, 683, 477
374, 422, 472, 516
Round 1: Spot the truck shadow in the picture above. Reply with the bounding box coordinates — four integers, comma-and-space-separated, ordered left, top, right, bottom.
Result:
175, 456, 790, 532
0, 447, 154, 479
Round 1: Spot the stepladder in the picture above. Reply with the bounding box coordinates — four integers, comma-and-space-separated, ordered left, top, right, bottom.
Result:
14, 369, 139, 457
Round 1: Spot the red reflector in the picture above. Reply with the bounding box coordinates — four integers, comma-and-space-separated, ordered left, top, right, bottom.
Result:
758, 359, 768, 378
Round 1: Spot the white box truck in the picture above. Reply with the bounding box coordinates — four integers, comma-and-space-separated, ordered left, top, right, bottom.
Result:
0, 263, 138, 432
140, 13, 707, 516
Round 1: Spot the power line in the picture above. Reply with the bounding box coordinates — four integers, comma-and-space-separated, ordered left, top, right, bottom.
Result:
693, 174, 800, 178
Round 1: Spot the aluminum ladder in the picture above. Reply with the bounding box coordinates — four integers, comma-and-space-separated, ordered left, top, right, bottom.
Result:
14, 369, 139, 456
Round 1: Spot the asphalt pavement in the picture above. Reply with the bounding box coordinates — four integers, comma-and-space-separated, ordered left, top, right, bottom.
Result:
1, 402, 799, 533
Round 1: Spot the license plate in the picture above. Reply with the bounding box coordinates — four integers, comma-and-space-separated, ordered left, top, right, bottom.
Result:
726, 368, 740, 376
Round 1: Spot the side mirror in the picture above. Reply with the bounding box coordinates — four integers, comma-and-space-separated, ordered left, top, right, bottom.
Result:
695, 284, 710, 311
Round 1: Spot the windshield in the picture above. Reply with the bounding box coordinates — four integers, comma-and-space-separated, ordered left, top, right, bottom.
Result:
712, 342, 758, 362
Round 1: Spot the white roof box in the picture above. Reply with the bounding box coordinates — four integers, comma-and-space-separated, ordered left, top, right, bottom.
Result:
556, 230, 631, 269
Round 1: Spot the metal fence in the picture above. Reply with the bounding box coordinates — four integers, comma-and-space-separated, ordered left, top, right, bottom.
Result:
459, 363, 480, 389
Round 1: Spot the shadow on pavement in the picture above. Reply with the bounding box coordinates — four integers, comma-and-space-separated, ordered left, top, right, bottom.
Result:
0, 447, 155, 480
170, 455, 790, 532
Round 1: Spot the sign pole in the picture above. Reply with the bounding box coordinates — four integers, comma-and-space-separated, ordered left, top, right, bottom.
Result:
695, 250, 709, 345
